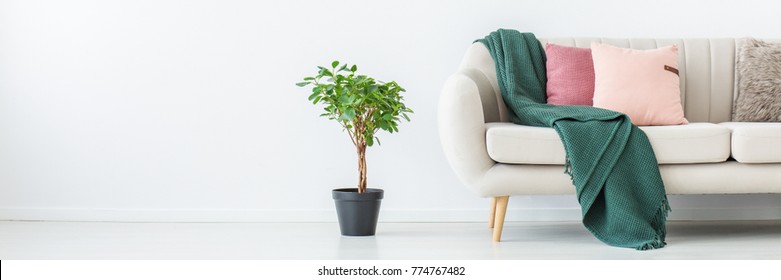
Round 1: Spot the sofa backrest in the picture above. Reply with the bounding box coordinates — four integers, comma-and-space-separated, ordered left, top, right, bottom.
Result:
458, 37, 772, 124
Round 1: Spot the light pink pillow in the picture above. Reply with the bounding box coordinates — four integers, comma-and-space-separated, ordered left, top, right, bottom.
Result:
591, 42, 688, 126
545, 43, 594, 106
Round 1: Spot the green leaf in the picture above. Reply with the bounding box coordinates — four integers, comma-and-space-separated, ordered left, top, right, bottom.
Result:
366, 137, 374, 147
307, 92, 319, 101
296, 82, 309, 87
338, 95, 351, 104
331, 60, 339, 68
319, 68, 333, 77
377, 120, 388, 130
350, 65, 357, 72
340, 107, 356, 121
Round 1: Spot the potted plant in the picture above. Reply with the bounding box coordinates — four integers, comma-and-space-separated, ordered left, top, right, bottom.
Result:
297, 60, 413, 236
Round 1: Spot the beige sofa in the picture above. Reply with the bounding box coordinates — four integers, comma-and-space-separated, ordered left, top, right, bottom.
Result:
438, 38, 781, 242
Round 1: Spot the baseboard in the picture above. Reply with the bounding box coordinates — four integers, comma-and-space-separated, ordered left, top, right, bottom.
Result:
1, 207, 781, 222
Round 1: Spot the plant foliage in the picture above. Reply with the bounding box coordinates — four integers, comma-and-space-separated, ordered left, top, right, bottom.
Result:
297, 61, 412, 192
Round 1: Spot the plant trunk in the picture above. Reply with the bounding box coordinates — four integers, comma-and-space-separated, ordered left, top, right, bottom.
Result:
357, 143, 367, 193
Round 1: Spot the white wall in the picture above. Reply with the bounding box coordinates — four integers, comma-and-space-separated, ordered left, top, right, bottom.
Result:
1, 0, 779, 222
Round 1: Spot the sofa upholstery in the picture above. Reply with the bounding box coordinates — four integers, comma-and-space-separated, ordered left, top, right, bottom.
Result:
720, 122, 781, 163
438, 37, 781, 241
486, 122, 731, 165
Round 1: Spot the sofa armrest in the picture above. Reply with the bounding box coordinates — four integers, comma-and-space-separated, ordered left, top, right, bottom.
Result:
438, 70, 498, 194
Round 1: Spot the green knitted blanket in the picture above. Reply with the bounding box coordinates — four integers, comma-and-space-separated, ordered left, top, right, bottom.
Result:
478, 29, 670, 250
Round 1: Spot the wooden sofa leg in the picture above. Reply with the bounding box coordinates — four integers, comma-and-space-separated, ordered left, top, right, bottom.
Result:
492, 196, 509, 242
489, 197, 497, 228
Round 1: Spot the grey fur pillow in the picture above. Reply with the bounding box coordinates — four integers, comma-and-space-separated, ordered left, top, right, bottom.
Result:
733, 38, 781, 122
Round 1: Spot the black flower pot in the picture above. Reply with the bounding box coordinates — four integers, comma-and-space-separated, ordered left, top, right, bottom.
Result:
332, 188, 384, 236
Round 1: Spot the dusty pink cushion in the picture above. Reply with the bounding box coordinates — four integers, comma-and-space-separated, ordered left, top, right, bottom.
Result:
545, 43, 594, 105
591, 42, 688, 126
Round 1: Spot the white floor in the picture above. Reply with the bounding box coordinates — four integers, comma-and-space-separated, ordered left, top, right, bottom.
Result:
1, 220, 779, 259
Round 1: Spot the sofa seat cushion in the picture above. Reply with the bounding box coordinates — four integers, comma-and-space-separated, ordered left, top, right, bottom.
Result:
486, 122, 730, 164
720, 122, 781, 163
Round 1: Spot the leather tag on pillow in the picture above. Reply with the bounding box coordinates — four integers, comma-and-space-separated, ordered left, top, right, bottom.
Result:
664, 65, 679, 76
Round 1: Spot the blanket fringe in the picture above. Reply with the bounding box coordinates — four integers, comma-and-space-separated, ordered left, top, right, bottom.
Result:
637, 198, 672, 251
564, 157, 573, 179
